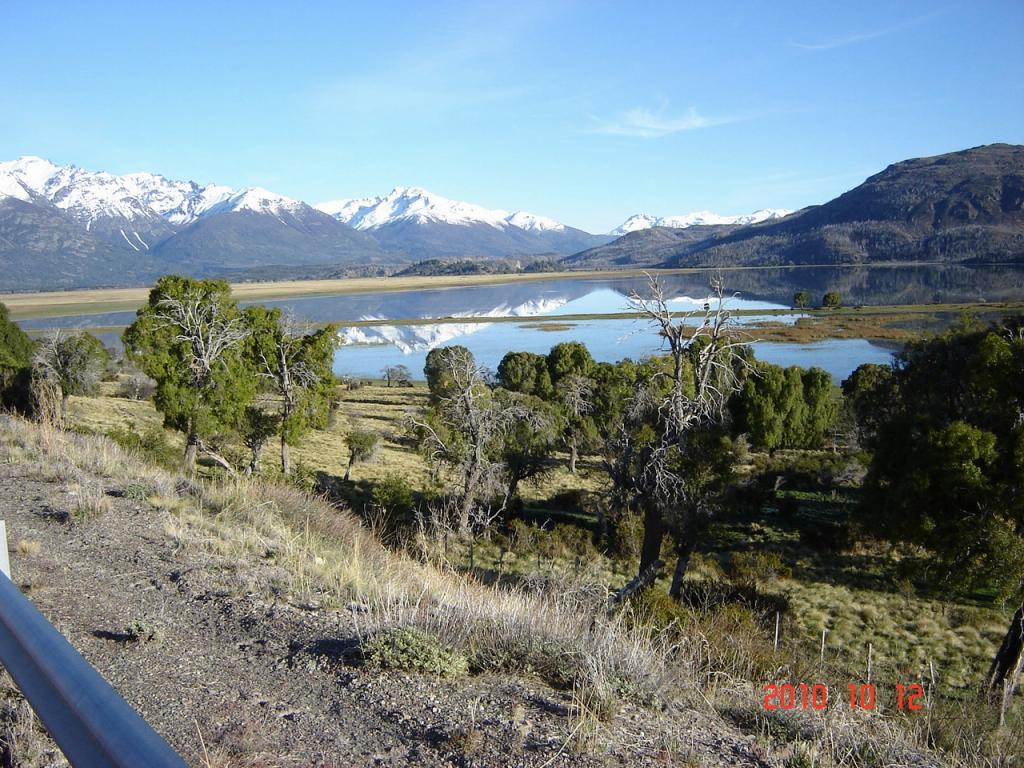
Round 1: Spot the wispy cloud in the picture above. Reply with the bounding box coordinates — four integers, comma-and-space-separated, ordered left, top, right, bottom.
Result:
590, 106, 743, 139
792, 12, 942, 51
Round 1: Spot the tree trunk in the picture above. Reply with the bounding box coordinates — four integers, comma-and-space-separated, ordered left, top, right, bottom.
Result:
459, 462, 483, 536
985, 601, 1024, 702
507, 474, 520, 504
569, 438, 578, 474
184, 431, 198, 474
344, 457, 353, 482
638, 504, 665, 575
60, 392, 70, 429
281, 435, 291, 475
248, 447, 260, 475
668, 536, 698, 600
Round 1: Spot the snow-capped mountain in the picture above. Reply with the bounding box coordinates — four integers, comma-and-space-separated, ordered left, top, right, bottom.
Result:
0, 156, 383, 288
610, 208, 792, 236
316, 186, 567, 233
316, 186, 606, 258
0, 157, 311, 233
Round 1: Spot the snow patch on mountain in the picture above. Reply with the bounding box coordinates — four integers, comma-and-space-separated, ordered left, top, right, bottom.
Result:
0, 174, 34, 203
202, 187, 305, 218
316, 187, 568, 233
610, 208, 792, 235
0, 156, 288, 230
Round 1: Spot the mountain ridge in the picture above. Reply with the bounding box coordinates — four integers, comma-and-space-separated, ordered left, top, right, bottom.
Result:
569, 144, 1024, 271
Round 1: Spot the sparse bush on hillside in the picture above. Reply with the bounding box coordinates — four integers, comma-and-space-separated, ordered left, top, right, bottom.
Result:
728, 550, 792, 588
116, 373, 156, 401
344, 429, 380, 481
371, 472, 415, 518
360, 626, 468, 677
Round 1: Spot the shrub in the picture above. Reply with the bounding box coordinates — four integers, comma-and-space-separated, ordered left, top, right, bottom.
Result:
106, 424, 179, 468
124, 620, 163, 644
729, 551, 792, 588
371, 473, 415, 518
360, 627, 468, 677
121, 482, 155, 501
116, 374, 156, 401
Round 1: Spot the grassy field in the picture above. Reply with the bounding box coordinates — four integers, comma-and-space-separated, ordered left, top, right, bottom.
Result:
66, 378, 1016, 702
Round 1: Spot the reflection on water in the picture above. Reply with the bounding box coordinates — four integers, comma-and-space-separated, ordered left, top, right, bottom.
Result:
334, 318, 895, 383
19, 264, 1024, 334
17, 264, 1023, 382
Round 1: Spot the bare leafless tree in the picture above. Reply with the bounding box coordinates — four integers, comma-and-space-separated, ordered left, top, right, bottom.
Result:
408, 346, 542, 536
558, 373, 593, 473
32, 330, 107, 427
153, 293, 250, 390
617, 274, 751, 597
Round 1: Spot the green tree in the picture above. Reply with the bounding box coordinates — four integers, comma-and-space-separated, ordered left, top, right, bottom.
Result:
123, 275, 255, 473
547, 341, 595, 383
32, 331, 109, 426
852, 319, 1024, 699
238, 405, 279, 474
0, 302, 35, 412
793, 291, 811, 309
799, 367, 837, 449
497, 391, 558, 500
424, 345, 474, 399
822, 291, 842, 309
496, 351, 553, 399
547, 342, 598, 472
736, 363, 786, 450
733, 363, 835, 450
244, 306, 338, 474
344, 429, 380, 481
841, 363, 896, 446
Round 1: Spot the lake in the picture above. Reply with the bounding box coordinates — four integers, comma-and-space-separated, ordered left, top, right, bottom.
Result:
16, 264, 1024, 383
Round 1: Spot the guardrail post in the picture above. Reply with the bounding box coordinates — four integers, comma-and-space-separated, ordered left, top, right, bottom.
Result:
0, 520, 9, 578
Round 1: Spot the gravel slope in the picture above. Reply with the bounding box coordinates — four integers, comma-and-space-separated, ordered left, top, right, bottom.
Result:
0, 457, 773, 767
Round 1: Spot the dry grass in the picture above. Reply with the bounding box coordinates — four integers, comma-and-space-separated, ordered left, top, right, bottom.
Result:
4, 405, 1014, 766
0, 414, 669, 710
15, 539, 41, 556
0, 671, 68, 767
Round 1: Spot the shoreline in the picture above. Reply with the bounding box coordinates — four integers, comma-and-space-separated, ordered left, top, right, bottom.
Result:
0, 261, 965, 320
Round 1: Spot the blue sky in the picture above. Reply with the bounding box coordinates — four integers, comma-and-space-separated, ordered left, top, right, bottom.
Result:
1, 0, 1021, 233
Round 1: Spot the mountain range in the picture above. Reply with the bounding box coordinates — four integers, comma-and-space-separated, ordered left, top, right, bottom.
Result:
571, 144, 1024, 270
1, 144, 1021, 290
316, 186, 610, 258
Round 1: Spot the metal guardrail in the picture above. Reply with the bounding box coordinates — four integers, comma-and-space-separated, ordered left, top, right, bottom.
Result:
0, 571, 188, 767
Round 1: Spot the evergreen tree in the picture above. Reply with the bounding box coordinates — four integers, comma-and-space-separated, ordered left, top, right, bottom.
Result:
123, 275, 255, 473
0, 302, 35, 412
244, 306, 338, 474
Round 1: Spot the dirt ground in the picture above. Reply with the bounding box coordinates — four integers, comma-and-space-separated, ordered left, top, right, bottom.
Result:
0, 458, 774, 767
